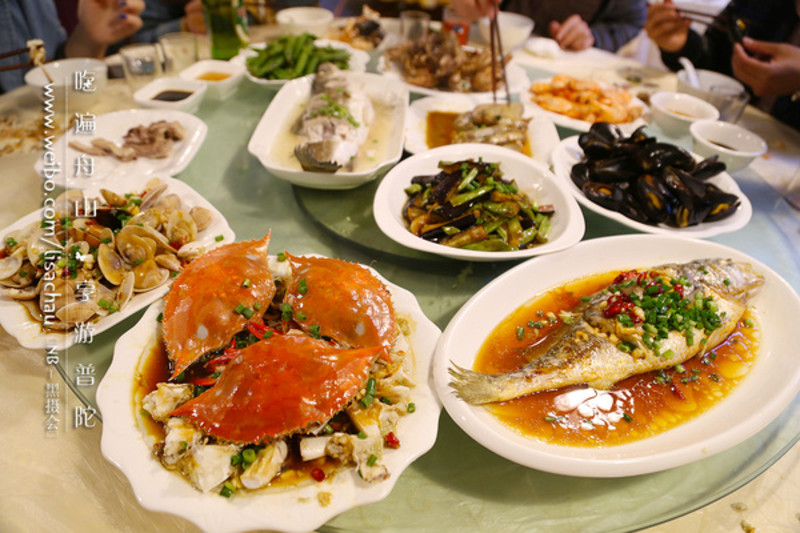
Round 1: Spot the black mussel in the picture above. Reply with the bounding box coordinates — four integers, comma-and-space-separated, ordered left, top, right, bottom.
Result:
571, 162, 592, 188
634, 174, 673, 223
582, 181, 625, 211
578, 133, 616, 160
662, 166, 697, 207
671, 200, 712, 228
587, 122, 623, 143
703, 186, 740, 222
664, 166, 707, 199
691, 156, 727, 180
636, 143, 697, 173
618, 193, 653, 224
589, 156, 638, 183
626, 125, 651, 145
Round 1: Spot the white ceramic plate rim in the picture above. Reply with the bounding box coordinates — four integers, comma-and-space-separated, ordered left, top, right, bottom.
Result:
97, 262, 442, 533
525, 76, 647, 133
402, 94, 561, 166
373, 143, 585, 261
377, 54, 530, 97
247, 71, 408, 190
0, 175, 234, 350
550, 135, 753, 238
33, 109, 207, 189
433, 234, 800, 477
232, 39, 369, 87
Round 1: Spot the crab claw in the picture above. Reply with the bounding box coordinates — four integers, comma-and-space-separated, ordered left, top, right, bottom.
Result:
170, 333, 384, 443
284, 254, 396, 351
163, 233, 276, 379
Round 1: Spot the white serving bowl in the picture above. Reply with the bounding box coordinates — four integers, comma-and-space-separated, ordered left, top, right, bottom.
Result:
373, 143, 585, 262
179, 59, 244, 99
677, 68, 746, 101
276, 6, 334, 37
478, 12, 535, 50
650, 91, 719, 137
690, 119, 767, 172
133, 77, 206, 113
248, 71, 408, 189
24, 58, 108, 113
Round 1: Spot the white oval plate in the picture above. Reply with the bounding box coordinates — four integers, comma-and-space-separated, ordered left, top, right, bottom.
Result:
433, 235, 800, 477
377, 54, 529, 97
525, 76, 647, 133
97, 264, 442, 533
550, 135, 752, 238
247, 71, 407, 190
373, 143, 585, 261
0, 175, 234, 351
33, 109, 207, 189
232, 39, 369, 88
403, 94, 560, 166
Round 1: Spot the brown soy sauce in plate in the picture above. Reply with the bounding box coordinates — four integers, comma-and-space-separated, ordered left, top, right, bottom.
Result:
153, 89, 193, 102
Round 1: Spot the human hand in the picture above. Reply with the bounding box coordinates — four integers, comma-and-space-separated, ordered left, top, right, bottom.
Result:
77, 0, 144, 47
644, 0, 691, 53
449, 0, 497, 22
184, 0, 207, 35
549, 14, 594, 51
732, 37, 800, 97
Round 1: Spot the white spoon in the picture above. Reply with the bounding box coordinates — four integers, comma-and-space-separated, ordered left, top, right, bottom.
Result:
679, 57, 701, 89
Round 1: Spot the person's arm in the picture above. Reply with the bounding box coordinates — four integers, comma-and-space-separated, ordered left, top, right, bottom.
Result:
589, 0, 648, 52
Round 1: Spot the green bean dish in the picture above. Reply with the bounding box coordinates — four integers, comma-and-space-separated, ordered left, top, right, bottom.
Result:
245, 33, 351, 81
402, 159, 555, 251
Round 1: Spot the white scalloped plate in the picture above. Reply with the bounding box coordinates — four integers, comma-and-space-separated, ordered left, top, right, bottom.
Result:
97, 262, 442, 533
0, 175, 233, 350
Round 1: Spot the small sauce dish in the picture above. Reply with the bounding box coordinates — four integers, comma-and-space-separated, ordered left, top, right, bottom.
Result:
179, 59, 244, 100
690, 119, 767, 172
133, 77, 206, 113
650, 91, 719, 137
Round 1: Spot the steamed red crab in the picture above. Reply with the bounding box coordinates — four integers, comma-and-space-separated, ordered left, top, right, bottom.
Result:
139, 232, 414, 494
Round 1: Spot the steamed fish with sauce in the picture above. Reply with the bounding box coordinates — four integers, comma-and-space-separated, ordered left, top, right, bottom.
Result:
293, 63, 374, 172
450, 259, 763, 404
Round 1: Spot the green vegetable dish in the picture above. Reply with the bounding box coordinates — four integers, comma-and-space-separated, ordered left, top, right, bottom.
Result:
245, 33, 351, 81
402, 159, 555, 251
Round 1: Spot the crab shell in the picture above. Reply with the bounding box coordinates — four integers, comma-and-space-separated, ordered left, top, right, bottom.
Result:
162, 233, 276, 379
284, 253, 396, 353
170, 334, 384, 443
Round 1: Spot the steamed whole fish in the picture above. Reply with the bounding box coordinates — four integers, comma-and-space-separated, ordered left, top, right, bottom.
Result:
293, 62, 374, 172
450, 259, 764, 404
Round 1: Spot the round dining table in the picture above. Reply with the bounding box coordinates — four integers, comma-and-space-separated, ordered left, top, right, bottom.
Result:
1, 26, 799, 533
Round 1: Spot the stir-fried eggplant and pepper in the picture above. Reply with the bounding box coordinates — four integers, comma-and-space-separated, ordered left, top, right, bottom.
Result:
402, 159, 554, 251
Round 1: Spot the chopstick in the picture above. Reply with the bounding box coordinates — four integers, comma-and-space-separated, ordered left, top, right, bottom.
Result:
0, 61, 32, 73
0, 47, 28, 61
489, 4, 509, 103
0, 41, 53, 82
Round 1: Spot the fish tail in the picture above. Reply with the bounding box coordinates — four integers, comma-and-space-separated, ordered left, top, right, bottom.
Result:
448, 364, 516, 405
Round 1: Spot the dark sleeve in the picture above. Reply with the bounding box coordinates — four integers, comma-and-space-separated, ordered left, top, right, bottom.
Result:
589, 0, 648, 52
659, 6, 735, 75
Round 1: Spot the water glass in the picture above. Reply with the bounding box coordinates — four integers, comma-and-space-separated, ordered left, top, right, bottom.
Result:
400, 10, 430, 42
159, 32, 199, 75
707, 84, 749, 123
120, 43, 164, 91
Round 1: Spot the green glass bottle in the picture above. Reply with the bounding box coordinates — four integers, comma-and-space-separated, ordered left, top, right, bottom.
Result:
202, 0, 249, 60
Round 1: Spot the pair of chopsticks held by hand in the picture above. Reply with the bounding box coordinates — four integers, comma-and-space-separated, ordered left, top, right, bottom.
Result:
675, 7, 749, 46
0, 39, 53, 82
488, 3, 509, 104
